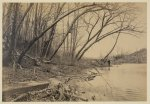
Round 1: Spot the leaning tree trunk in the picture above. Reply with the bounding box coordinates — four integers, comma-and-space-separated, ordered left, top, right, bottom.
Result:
103, 32, 120, 62
17, 4, 96, 64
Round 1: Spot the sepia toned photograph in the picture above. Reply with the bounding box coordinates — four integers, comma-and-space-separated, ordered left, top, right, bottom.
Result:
2, 1, 147, 102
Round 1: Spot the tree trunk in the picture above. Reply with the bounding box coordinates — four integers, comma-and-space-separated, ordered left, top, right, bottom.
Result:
49, 9, 95, 60
103, 32, 120, 61
8, 4, 19, 65
17, 4, 96, 64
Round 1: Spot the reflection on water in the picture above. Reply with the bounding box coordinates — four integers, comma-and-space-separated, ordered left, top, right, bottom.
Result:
77, 64, 147, 101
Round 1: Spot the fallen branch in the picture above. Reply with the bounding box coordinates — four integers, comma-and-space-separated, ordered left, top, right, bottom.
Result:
12, 93, 30, 102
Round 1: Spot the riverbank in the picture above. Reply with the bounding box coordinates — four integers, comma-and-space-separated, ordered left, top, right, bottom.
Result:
3, 60, 97, 101
2, 62, 89, 89
3, 60, 147, 101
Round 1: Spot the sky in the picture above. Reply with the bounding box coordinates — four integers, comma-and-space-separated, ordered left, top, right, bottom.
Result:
84, 3, 147, 59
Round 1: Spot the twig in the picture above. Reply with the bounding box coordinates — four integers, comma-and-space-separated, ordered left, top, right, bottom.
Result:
99, 75, 113, 98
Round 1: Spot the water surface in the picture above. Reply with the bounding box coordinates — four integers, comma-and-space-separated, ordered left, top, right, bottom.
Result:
76, 64, 147, 101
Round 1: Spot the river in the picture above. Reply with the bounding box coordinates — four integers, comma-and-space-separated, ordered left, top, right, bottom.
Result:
76, 64, 147, 101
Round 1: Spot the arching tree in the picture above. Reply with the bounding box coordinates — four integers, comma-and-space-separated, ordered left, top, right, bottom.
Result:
75, 3, 142, 60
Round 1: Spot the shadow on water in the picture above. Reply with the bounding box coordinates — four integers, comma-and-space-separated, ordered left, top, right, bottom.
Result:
76, 64, 147, 101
